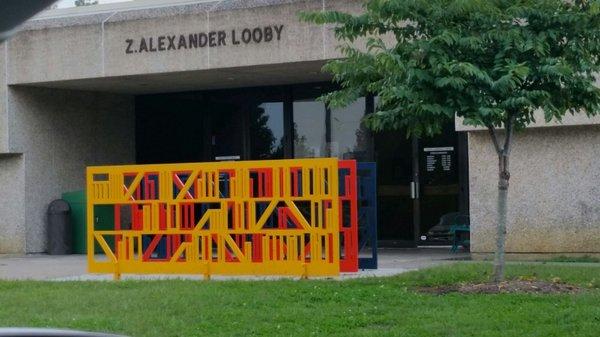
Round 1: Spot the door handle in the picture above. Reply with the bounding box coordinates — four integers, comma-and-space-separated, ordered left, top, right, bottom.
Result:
410, 181, 419, 199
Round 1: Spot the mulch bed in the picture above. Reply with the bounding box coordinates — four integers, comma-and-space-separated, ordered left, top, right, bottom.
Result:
418, 280, 581, 295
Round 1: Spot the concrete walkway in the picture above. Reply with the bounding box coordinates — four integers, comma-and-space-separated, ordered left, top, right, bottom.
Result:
0, 247, 469, 281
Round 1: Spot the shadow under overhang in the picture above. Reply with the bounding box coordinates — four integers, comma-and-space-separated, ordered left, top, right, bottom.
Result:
10, 60, 332, 95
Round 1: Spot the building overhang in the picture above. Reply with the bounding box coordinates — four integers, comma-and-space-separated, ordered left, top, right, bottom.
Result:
11, 60, 331, 95
2, 0, 362, 94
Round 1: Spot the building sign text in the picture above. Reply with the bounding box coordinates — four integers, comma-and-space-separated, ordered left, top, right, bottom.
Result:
125, 25, 285, 54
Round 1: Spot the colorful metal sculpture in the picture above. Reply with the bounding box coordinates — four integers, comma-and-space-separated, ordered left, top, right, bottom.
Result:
87, 158, 358, 279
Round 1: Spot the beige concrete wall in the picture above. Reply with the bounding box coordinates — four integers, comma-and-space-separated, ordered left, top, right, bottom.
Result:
6, 0, 366, 86
0, 154, 25, 254
7, 25, 104, 84
456, 111, 600, 131
469, 125, 600, 254
206, 1, 324, 71
0, 42, 7, 153
8, 87, 135, 253
103, 9, 210, 77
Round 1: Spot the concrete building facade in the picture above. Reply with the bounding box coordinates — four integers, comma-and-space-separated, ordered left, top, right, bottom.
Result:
0, 0, 598, 257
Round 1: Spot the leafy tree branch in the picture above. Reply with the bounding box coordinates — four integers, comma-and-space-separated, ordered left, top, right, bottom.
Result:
301, 0, 600, 282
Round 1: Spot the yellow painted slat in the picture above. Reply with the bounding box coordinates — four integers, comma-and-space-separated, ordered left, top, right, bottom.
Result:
124, 173, 144, 201
175, 170, 199, 200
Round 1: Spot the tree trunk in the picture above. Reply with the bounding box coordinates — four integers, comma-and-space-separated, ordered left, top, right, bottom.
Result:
493, 153, 510, 282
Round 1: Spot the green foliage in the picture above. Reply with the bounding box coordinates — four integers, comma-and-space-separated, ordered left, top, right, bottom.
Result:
301, 0, 600, 137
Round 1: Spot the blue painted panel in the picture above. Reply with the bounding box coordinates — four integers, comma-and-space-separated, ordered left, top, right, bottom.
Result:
357, 162, 378, 269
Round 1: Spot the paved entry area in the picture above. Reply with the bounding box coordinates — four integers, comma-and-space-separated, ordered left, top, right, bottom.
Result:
0, 247, 468, 281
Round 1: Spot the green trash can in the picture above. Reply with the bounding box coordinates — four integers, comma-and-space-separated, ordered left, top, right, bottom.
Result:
62, 191, 86, 254
62, 191, 115, 254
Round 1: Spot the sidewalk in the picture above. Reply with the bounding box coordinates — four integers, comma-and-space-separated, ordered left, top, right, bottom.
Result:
0, 247, 469, 281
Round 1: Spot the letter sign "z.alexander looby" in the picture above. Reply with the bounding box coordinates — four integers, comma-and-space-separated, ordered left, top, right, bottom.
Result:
125, 25, 284, 54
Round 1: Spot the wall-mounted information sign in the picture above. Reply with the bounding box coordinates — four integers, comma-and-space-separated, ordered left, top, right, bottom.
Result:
424, 147, 454, 172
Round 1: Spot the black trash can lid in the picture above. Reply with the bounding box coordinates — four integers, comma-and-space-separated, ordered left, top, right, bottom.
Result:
48, 199, 70, 213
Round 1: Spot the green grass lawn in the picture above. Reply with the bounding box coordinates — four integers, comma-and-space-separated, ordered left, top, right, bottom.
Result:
1, 262, 599, 337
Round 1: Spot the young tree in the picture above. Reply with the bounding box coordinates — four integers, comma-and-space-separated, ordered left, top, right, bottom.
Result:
302, 0, 600, 281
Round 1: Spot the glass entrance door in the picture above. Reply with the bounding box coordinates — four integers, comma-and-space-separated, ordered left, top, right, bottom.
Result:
374, 131, 417, 246
205, 88, 285, 161
208, 99, 245, 161
417, 123, 460, 245
374, 122, 460, 246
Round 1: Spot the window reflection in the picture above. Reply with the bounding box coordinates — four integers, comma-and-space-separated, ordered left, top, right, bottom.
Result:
292, 92, 368, 160
331, 98, 368, 160
293, 100, 327, 158
250, 102, 284, 159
